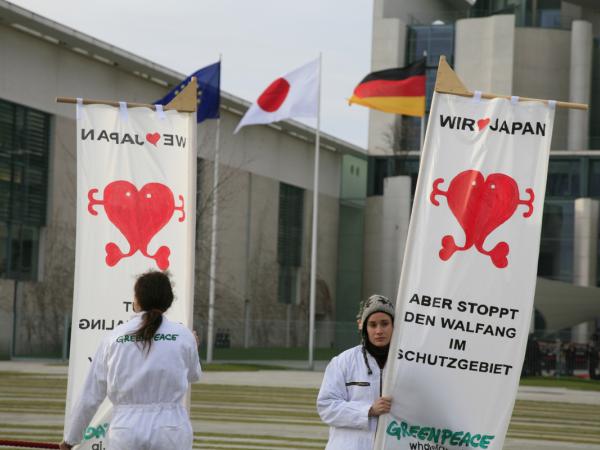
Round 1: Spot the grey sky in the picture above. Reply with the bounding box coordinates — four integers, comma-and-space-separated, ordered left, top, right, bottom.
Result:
9, 0, 373, 148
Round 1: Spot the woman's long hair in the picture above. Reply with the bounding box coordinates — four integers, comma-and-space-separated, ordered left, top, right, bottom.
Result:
133, 270, 174, 352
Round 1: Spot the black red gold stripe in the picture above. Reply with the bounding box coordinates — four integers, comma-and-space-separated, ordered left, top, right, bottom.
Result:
349, 58, 426, 117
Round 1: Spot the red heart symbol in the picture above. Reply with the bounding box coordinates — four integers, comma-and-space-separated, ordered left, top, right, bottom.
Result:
477, 118, 490, 131
445, 171, 519, 249
430, 170, 535, 268
102, 181, 175, 267
432, 170, 525, 268
146, 132, 161, 146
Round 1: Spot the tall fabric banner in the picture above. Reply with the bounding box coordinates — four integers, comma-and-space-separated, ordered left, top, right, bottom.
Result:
374, 93, 555, 450
65, 104, 197, 449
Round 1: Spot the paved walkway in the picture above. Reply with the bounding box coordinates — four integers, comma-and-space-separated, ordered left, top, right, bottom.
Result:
3, 360, 600, 405
504, 440, 600, 450
1, 361, 599, 449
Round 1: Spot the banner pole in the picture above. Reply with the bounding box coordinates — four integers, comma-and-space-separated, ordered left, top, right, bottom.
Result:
420, 115, 425, 151
56, 78, 198, 112
308, 53, 322, 370
434, 56, 588, 110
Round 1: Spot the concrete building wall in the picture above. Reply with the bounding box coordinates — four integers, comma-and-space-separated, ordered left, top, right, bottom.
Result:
0, 22, 173, 357
377, 0, 468, 24
573, 198, 599, 286
578, 6, 600, 30
562, 2, 582, 21
371, 4, 598, 154
568, 21, 593, 150
195, 160, 340, 348
201, 115, 341, 198
0, 24, 166, 124
0, 20, 348, 355
455, 15, 515, 96
363, 176, 411, 302
365, 2, 600, 341
0, 280, 13, 358
370, 0, 469, 155
9, 114, 79, 357
455, 16, 584, 151
513, 27, 571, 150
572, 198, 600, 343
363, 196, 384, 300
370, 5, 406, 155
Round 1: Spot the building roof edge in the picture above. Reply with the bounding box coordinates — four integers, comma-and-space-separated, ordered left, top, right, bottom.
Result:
0, 0, 366, 157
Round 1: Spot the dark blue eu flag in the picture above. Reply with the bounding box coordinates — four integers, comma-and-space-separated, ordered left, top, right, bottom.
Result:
156, 62, 220, 123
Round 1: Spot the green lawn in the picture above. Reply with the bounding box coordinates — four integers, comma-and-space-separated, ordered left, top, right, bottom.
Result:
1, 371, 600, 448
202, 363, 288, 371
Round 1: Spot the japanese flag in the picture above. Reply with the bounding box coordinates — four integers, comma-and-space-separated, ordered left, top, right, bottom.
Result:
234, 58, 319, 133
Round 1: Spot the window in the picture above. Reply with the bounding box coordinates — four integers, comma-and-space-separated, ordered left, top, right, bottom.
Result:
591, 38, 600, 150
535, 0, 561, 28
0, 99, 50, 280
538, 201, 574, 283
394, 158, 420, 197
403, 24, 455, 150
471, 0, 523, 21
368, 157, 391, 196
367, 156, 420, 197
597, 216, 600, 287
277, 183, 304, 304
406, 25, 455, 110
590, 160, 600, 197
546, 160, 581, 199
471, 0, 564, 29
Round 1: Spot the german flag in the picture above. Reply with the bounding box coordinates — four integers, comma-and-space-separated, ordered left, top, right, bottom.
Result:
349, 58, 426, 117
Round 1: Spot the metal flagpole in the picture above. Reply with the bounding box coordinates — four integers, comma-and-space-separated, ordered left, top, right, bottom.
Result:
243, 173, 252, 348
207, 56, 222, 364
420, 50, 427, 151
207, 117, 220, 363
420, 115, 425, 150
308, 53, 322, 370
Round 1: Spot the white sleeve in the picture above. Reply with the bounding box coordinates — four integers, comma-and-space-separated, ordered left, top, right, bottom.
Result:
187, 342, 202, 383
316, 356, 371, 430
63, 339, 109, 445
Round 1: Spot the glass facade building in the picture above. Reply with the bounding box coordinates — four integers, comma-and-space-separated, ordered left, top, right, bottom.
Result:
277, 182, 304, 305
0, 99, 50, 281
377, 1, 600, 295
398, 2, 600, 152
367, 153, 600, 288
471, 0, 562, 28
398, 24, 455, 151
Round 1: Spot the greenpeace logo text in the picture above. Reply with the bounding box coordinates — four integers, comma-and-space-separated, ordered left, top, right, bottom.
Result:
81, 129, 186, 148
84, 423, 109, 441
439, 115, 546, 136
386, 419, 495, 449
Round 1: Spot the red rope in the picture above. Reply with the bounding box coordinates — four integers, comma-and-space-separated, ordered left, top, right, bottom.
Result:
0, 440, 59, 449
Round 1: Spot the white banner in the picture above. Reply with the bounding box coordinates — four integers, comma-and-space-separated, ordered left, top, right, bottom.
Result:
375, 93, 555, 450
65, 104, 197, 449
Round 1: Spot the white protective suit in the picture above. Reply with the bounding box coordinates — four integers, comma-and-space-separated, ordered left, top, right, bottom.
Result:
317, 345, 384, 450
64, 314, 201, 450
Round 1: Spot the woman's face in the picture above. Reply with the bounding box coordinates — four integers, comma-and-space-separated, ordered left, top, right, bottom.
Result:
366, 312, 393, 347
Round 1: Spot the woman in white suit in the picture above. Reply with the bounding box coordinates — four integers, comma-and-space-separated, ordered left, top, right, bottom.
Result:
317, 295, 395, 450
61, 270, 201, 450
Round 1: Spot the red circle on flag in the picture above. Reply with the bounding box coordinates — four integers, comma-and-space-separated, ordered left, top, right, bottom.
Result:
257, 78, 290, 112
